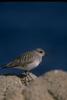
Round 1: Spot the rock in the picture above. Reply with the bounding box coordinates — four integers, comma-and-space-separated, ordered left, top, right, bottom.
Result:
23, 76, 53, 100
43, 70, 67, 100
0, 75, 25, 100
0, 70, 67, 100
20, 72, 37, 85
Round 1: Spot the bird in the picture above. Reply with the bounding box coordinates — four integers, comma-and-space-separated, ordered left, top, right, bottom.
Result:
0, 48, 47, 75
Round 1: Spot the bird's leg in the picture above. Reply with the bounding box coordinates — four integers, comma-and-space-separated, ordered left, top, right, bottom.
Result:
22, 71, 30, 85
24, 71, 33, 82
25, 71, 30, 76
24, 70, 27, 76
26, 71, 34, 81
22, 71, 34, 85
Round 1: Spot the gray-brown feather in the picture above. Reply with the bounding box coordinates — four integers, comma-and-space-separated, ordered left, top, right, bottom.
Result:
6, 51, 36, 67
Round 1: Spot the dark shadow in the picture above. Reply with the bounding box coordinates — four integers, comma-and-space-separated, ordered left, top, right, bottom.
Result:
0, 67, 31, 78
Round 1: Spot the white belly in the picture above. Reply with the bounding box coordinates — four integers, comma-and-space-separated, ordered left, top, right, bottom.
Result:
21, 59, 42, 71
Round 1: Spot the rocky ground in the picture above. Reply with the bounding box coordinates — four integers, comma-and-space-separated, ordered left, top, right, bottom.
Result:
0, 70, 67, 100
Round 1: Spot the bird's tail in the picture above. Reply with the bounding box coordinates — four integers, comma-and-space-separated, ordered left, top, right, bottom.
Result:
0, 64, 8, 69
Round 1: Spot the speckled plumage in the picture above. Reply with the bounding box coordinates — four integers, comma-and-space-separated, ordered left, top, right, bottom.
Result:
1, 48, 46, 71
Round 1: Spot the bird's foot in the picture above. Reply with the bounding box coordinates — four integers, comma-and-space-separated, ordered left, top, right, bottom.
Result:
21, 72, 37, 86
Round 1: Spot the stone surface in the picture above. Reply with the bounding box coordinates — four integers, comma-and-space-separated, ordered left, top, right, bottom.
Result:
0, 70, 67, 100
44, 70, 67, 100
0, 75, 25, 100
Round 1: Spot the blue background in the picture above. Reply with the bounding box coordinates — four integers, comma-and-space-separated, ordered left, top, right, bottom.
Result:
0, 2, 67, 76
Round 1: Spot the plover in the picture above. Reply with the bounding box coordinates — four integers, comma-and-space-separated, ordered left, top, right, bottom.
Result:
0, 48, 47, 75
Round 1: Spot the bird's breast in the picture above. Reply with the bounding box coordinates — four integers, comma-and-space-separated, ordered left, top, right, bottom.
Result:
28, 58, 42, 69
33, 60, 40, 66
19, 58, 42, 71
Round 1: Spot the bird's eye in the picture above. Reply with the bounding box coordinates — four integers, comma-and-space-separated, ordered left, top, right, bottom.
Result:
39, 51, 43, 53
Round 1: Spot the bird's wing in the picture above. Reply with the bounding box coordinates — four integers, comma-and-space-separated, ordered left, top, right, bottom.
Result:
5, 51, 35, 67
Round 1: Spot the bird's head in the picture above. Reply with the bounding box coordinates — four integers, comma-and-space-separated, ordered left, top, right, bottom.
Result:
35, 48, 47, 57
